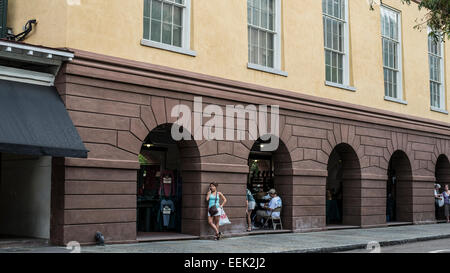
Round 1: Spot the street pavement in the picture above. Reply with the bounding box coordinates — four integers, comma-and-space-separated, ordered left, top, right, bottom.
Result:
2, 223, 450, 253
340, 237, 450, 253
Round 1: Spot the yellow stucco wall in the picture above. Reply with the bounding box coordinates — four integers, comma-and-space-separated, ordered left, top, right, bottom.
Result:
6, 0, 450, 123
7, 0, 67, 48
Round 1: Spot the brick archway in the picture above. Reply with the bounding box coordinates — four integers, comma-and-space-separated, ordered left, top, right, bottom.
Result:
435, 155, 450, 221
137, 123, 202, 236
248, 135, 293, 229
435, 155, 450, 187
326, 143, 362, 226
387, 150, 413, 222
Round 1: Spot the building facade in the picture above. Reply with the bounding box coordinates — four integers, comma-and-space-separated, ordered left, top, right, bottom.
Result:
0, 0, 449, 245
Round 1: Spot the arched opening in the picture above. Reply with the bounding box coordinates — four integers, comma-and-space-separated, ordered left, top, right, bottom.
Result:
326, 143, 361, 227
435, 155, 450, 221
136, 123, 200, 240
247, 136, 291, 231
386, 150, 413, 223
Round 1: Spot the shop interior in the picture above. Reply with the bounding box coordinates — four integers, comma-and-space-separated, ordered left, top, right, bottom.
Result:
435, 155, 450, 221
137, 124, 183, 236
247, 139, 277, 229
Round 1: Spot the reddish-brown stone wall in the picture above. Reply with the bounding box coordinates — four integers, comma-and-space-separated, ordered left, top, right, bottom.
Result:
48, 50, 450, 245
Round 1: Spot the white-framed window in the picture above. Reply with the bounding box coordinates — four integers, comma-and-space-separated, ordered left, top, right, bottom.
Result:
381, 5, 403, 102
322, 0, 350, 87
142, 0, 195, 56
247, 0, 285, 76
428, 30, 446, 112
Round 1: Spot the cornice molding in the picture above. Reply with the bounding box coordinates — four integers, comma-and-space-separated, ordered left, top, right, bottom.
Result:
64, 49, 450, 138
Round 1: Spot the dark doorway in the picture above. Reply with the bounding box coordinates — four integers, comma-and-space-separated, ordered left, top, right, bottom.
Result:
326, 143, 361, 226
387, 151, 413, 223
435, 155, 450, 221
386, 168, 397, 222
136, 123, 199, 239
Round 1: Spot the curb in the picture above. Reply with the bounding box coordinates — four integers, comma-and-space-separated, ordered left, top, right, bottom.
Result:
280, 233, 450, 253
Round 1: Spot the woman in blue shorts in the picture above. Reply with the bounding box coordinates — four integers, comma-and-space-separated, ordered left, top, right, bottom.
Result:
206, 182, 227, 240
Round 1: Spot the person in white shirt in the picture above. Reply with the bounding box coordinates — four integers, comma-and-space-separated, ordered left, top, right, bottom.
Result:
255, 189, 282, 226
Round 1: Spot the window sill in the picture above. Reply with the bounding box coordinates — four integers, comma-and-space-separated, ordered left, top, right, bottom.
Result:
141, 39, 197, 57
325, 81, 356, 92
384, 96, 408, 105
247, 63, 288, 77
431, 107, 449, 115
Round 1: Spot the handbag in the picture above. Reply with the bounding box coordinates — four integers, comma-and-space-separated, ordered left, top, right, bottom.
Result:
208, 192, 219, 216
219, 208, 231, 226
438, 195, 444, 208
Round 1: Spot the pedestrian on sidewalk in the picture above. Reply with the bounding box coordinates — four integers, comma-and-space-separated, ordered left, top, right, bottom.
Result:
442, 185, 450, 223
246, 188, 256, 232
206, 182, 227, 240
435, 184, 443, 220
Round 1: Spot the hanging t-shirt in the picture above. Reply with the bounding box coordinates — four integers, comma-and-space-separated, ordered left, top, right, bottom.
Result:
160, 170, 175, 198
160, 199, 175, 227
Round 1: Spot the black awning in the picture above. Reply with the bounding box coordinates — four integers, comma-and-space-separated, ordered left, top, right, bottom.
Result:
0, 79, 88, 158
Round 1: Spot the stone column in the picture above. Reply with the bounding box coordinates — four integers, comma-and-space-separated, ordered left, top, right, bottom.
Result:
278, 169, 327, 232
412, 176, 435, 224
51, 158, 139, 246
360, 174, 388, 228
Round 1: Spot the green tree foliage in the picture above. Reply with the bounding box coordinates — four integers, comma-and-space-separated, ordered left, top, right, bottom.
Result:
402, 0, 449, 41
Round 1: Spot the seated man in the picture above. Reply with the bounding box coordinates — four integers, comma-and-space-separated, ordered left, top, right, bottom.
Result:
257, 190, 271, 208
255, 189, 282, 227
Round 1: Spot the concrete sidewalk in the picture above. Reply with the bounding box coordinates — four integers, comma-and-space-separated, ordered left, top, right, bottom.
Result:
3, 223, 450, 253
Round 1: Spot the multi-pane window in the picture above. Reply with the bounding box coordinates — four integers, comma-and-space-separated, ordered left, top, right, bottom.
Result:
322, 0, 347, 85
144, 0, 185, 48
0, 0, 7, 39
247, 0, 276, 68
381, 6, 402, 99
428, 34, 445, 109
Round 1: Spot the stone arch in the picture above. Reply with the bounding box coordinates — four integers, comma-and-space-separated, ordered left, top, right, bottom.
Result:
238, 121, 295, 162
322, 124, 362, 170
136, 121, 202, 236
435, 155, 450, 221
326, 143, 362, 226
436, 155, 450, 186
247, 134, 293, 229
130, 99, 205, 160
386, 132, 414, 170
433, 139, 450, 171
387, 150, 413, 222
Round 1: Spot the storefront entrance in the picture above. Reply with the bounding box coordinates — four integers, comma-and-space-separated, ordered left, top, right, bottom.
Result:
435, 155, 450, 221
137, 124, 183, 236
247, 137, 290, 231
136, 124, 200, 241
326, 144, 361, 227
386, 151, 413, 224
